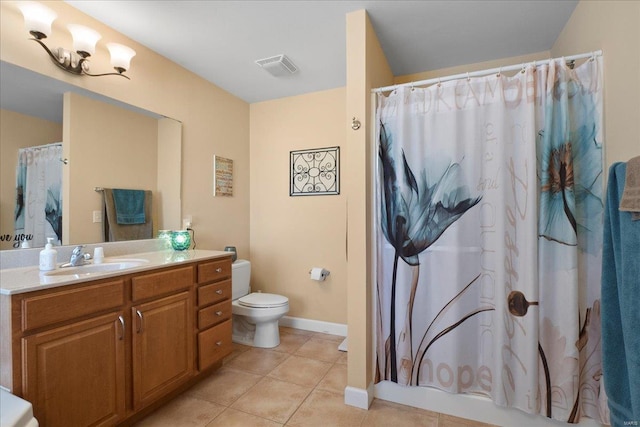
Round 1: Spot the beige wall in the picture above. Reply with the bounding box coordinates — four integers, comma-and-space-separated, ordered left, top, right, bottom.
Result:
157, 117, 183, 232
249, 87, 347, 323
0, 109, 62, 250
345, 10, 394, 397
63, 92, 158, 244
0, 0, 250, 255
395, 51, 550, 84
552, 0, 640, 168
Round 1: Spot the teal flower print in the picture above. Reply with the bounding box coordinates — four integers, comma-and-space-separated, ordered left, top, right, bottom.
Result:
538, 77, 603, 250
378, 122, 481, 382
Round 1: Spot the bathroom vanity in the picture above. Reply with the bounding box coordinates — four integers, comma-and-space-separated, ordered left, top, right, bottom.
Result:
0, 250, 233, 426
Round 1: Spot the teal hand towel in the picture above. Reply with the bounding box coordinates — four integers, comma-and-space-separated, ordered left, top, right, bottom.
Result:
601, 162, 640, 427
112, 188, 146, 224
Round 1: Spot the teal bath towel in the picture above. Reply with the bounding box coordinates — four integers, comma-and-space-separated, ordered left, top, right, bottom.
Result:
601, 162, 640, 427
112, 188, 146, 224
102, 189, 153, 242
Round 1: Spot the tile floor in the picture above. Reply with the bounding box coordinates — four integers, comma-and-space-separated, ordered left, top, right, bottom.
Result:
135, 327, 496, 427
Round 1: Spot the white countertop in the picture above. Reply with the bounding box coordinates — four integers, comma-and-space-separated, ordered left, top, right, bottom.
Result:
0, 249, 231, 295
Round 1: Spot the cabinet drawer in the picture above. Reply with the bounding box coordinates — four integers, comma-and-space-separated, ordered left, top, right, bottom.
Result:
132, 266, 193, 301
198, 320, 232, 371
197, 259, 231, 284
198, 280, 231, 307
22, 280, 124, 331
198, 301, 231, 330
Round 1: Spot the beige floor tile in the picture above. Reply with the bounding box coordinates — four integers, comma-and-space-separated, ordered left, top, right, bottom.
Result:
362, 399, 438, 426
311, 332, 346, 343
286, 389, 367, 427
186, 367, 262, 406
294, 338, 342, 363
272, 331, 311, 354
206, 408, 283, 427
316, 363, 347, 395
280, 327, 313, 337
224, 347, 290, 375
336, 351, 348, 365
134, 395, 224, 427
268, 355, 332, 387
438, 414, 496, 427
231, 377, 312, 424
223, 343, 251, 365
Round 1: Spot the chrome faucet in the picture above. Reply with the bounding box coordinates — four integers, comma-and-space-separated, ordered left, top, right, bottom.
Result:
63, 245, 92, 267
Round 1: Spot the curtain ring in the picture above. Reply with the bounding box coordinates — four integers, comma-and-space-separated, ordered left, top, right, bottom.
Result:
437, 78, 441, 88
520, 63, 526, 74
410, 83, 415, 92
496, 67, 501, 78
466, 72, 470, 82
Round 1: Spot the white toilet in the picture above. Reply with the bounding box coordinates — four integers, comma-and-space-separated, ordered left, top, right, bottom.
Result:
232, 260, 289, 348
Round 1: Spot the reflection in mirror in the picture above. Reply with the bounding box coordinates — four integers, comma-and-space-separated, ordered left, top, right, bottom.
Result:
0, 60, 182, 250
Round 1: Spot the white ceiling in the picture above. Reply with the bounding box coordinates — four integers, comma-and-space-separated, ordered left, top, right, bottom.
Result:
63, 0, 578, 104
1, 1, 578, 121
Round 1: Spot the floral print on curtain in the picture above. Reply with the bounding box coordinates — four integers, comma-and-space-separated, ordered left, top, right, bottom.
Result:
375, 57, 606, 424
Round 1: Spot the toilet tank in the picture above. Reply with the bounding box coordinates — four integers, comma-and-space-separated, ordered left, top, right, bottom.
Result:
231, 259, 251, 300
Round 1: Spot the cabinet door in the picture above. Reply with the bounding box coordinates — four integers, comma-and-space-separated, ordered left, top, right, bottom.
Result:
22, 312, 126, 427
132, 291, 193, 410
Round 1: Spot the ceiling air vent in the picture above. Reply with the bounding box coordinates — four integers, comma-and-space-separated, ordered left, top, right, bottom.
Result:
255, 54, 298, 77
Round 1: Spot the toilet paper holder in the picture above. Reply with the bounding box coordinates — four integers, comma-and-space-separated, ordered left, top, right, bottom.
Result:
309, 267, 330, 281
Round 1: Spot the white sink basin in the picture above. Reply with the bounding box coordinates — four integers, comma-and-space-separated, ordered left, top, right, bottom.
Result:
45, 259, 149, 278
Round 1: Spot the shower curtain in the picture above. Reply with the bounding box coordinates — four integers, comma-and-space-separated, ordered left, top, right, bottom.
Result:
14, 143, 63, 247
375, 57, 606, 423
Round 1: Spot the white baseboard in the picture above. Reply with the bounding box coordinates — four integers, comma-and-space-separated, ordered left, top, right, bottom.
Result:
344, 383, 374, 409
280, 315, 347, 337
374, 381, 605, 427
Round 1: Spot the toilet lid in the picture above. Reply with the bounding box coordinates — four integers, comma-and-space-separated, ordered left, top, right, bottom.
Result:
238, 292, 288, 308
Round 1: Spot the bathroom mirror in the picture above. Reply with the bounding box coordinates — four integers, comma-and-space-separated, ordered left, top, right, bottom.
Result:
0, 60, 182, 250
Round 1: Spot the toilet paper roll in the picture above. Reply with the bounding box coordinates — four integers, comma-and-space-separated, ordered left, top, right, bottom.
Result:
310, 267, 329, 281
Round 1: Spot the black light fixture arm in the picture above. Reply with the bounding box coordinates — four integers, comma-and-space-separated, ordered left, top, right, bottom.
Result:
29, 33, 129, 79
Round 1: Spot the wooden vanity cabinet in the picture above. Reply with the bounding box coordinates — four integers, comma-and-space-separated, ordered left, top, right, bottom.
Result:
22, 311, 126, 427
18, 279, 126, 427
196, 259, 233, 371
131, 266, 194, 411
1, 256, 232, 427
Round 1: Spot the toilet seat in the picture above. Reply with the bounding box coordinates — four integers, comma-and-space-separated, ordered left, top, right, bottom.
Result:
238, 292, 288, 308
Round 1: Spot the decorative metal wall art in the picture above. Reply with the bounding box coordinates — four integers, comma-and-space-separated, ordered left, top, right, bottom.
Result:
290, 147, 340, 196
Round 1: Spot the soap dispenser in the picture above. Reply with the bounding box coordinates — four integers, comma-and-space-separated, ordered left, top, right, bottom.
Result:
39, 238, 57, 271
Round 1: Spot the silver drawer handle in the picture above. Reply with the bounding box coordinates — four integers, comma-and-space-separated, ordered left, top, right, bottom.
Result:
216, 341, 223, 346
215, 268, 222, 273
136, 310, 144, 333
117, 316, 125, 340
215, 311, 223, 316
215, 290, 223, 295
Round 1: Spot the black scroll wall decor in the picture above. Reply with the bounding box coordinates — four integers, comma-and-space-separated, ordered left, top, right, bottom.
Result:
290, 147, 340, 196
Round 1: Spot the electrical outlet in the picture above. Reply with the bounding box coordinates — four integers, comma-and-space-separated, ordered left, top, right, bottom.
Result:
183, 215, 193, 229
92, 210, 103, 223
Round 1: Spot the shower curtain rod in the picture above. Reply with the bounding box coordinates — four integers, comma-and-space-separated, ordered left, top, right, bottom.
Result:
20, 142, 62, 149
373, 50, 602, 93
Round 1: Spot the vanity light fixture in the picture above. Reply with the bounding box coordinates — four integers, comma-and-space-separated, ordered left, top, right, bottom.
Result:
17, 1, 136, 79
